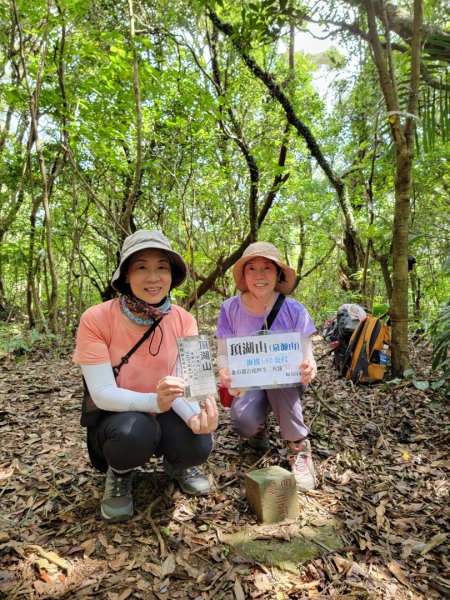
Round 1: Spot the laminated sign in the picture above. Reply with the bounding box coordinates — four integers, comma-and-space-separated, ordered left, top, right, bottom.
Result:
226, 331, 303, 390
177, 335, 217, 400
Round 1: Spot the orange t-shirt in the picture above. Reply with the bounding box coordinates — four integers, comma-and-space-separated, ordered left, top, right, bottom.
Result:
73, 299, 197, 393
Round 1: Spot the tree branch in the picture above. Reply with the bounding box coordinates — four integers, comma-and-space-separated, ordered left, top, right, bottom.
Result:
295, 241, 337, 286
207, 8, 364, 275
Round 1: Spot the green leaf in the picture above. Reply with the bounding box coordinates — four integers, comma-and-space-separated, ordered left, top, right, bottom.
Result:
430, 380, 445, 391
412, 380, 429, 390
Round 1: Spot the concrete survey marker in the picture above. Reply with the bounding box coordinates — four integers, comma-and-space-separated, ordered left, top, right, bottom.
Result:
245, 466, 299, 524
223, 522, 342, 569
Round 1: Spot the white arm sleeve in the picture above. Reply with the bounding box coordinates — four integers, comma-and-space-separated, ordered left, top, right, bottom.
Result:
81, 363, 161, 414
171, 357, 201, 424
301, 336, 315, 362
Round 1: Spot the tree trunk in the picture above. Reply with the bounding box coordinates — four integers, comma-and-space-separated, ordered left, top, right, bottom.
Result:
363, 0, 422, 376
373, 253, 393, 301
119, 0, 144, 236
344, 0, 449, 63
390, 150, 413, 375
27, 201, 46, 330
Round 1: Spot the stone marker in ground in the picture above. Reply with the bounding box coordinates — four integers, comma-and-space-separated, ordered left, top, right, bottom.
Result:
245, 465, 299, 524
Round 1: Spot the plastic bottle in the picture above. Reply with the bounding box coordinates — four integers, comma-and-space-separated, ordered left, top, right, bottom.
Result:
379, 344, 390, 366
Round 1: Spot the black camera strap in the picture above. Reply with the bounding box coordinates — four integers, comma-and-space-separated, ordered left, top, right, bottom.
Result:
112, 317, 162, 377
261, 294, 285, 331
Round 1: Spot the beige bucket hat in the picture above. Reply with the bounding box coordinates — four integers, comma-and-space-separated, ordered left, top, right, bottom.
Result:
111, 230, 189, 294
232, 241, 297, 294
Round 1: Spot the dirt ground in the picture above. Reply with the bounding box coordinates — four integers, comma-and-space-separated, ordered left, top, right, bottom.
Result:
0, 335, 448, 599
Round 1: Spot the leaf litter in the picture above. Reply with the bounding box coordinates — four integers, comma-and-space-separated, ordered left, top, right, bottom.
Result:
0, 334, 448, 599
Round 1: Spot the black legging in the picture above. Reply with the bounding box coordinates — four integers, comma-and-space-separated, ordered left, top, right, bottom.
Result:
87, 410, 213, 473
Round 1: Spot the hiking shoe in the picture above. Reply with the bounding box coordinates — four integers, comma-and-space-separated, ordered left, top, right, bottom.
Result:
163, 460, 211, 495
287, 439, 316, 491
101, 468, 135, 522
248, 424, 270, 451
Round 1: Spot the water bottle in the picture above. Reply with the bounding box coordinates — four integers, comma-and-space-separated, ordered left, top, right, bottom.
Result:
379, 344, 390, 366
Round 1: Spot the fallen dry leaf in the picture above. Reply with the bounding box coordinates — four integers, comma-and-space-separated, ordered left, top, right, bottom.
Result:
234, 576, 245, 600
81, 538, 97, 558
110, 551, 128, 571
376, 500, 387, 533
254, 573, 272, 591
160, 554, 176, 577
116, 587, 133, 600
388, 561, 411, 588
141, 562, 162, 577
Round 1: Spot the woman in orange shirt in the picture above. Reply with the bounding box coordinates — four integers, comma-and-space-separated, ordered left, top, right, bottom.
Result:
73, 230, 218, 522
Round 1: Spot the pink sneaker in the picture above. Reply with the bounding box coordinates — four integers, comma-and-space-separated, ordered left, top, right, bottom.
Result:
287, 439, 316, 490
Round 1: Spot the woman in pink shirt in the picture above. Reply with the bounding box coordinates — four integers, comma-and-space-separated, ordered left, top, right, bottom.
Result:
73, 230, 218, 522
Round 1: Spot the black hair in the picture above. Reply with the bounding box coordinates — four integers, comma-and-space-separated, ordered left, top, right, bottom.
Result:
114, 257, 131, 295
275, 264, 286, 282
114, 253, 184, 294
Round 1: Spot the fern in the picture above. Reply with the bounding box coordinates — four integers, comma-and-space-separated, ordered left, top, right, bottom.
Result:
0, 325, 62, 358
428, 301, 450, 394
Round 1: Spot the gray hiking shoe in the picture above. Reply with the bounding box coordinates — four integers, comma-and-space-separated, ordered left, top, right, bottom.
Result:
248, 424, 270, 451
287, 439, 316, 491
101, 467, 135, 522
163, 460, 211, 495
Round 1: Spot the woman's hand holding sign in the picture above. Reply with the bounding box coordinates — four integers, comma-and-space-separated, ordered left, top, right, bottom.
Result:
218, 367, 243, 397
188, 397, 219, 434
299, 357, 317, 384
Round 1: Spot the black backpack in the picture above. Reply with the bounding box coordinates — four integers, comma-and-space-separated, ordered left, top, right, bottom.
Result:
331, 308, 362, 371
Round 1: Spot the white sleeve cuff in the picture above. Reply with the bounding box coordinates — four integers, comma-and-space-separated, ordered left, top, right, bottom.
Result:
172, 396, 201, 424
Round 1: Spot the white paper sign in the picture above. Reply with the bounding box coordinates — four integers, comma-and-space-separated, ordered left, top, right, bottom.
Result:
177, 335, 217, 400
226, 332, 302, 390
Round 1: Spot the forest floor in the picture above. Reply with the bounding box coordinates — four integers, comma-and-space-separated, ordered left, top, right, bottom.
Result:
0, 334, 448, 600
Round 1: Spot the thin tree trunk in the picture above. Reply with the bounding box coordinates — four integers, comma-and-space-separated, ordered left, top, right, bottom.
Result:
363, 0, 422, 376
119, 0, 144, 236
27, 197, 46, 329
373, 253, 393, 301
390, 150, 413, 371
13, 0, 60, 332
208, 25, 259, 243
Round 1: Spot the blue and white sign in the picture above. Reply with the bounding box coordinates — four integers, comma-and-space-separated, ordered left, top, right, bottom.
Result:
226, 332, 303, 389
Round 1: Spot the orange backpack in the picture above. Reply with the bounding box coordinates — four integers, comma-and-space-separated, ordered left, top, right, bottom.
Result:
340, 315, 390, 384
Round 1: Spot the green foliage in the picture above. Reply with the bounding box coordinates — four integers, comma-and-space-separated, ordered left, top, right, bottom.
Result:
428, 302, 450, 393
0, 324, 63, 359
0, 0, 448, 360
387, 296, 450, 393
371, 303, 389, 317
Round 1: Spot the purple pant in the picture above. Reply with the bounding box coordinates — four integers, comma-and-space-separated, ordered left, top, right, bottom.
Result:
230, 385, 309, 442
